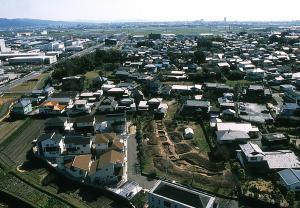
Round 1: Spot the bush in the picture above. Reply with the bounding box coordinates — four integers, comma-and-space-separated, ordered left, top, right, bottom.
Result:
286, 190, 295, 206
227, 70, 245, 80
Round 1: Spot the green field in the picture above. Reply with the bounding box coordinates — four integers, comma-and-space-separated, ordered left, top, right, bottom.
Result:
50, 25, 242, 37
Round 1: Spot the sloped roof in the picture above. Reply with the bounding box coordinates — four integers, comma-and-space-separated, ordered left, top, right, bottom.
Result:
94, 133, 117, 144
64, 135, 91, 145
72, 154, 91, 171
278, 169, 300, 186
216, 130, 250, 141
97, 150, 124, 169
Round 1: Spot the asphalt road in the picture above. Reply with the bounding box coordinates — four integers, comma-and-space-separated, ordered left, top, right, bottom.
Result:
0, 42, 106, 93
127, 133, 157, 190
0, 71, 41, 92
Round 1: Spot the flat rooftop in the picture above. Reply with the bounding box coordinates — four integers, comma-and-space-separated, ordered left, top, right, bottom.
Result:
151, 181, 215, 208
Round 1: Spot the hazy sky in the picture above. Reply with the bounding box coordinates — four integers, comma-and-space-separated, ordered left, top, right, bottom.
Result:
0, 0, 299, 22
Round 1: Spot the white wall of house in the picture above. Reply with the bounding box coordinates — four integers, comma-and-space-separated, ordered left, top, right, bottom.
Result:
91, 163, 117, 183
91, 162, 123, 184
40, 138, 61, 157
64, 142, 91, 154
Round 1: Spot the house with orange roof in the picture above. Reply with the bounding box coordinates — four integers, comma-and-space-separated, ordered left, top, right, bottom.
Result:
39, 101, 66, 115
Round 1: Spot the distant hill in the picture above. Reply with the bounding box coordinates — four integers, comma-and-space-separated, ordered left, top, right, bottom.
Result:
0, 18, 85, 28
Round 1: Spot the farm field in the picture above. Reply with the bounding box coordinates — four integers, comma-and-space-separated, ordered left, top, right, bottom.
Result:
0, 118, 44, 167
0, 170, 71, 208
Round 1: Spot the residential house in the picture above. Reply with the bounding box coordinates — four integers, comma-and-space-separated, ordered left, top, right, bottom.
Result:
284, 90, 300, 105
36, 132, 63, 158
74, 99, 91, 113
73, 115, 96, 133
216, 131, 250, 144
11, 99, 32, 115
154, 103, 168, 119
62, 135, 92, 155
92, 133, 124, 155
237, 142, 300, 170
39, 101, 66, 115
246, 68, 265, 80
148, 180, 217, 208
262, 133, 289, 147
98, 97, 118, 113
65, 154, 92, 179
278, 169, 300, 191
181, 100, 211, 115
44, 117, 73, 133
138, 101, 149, 112
88, 150, 125, 184
216, 122, 259, 138
278, 103, 300, 122
148, 98, 163, 110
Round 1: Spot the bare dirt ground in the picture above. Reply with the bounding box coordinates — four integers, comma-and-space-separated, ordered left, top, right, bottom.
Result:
145, 119, 236, 190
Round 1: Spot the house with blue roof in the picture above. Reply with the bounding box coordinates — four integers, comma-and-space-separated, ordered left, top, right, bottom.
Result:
11, 98, 32, 115
278, 169, 300, 191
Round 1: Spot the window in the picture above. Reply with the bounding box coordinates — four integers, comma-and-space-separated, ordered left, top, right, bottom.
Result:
250, 157, 257, 161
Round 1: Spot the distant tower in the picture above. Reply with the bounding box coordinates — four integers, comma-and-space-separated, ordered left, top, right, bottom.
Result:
224, 17, 227, 24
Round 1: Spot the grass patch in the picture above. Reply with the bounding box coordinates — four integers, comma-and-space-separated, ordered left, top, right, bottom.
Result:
9, 80, 38, 92
165, 101, 178, 120
225, 79, 252, 87
34, 72, 50, 90
0, 172, 71, 208
193, 124, 210, 152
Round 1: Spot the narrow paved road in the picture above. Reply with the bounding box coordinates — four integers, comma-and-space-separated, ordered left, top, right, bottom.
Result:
127, 133, 157, 190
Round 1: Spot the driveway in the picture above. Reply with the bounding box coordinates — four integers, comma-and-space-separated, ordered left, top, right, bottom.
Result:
127, 133, 157, 190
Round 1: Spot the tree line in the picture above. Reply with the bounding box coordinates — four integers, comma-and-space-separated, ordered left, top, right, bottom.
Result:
51, 49, 124, 80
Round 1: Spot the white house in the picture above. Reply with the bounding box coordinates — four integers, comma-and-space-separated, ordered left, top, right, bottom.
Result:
237, 142, 300, 170
62, 135, 92, 155
237, 142, 265, 168
36, 132, 63, 158
74, 99, 91, 113
216, 131, 250, 144
184, 128, 194, 139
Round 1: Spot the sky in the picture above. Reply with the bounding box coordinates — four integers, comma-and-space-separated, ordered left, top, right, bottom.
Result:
0, 0, 300, 22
